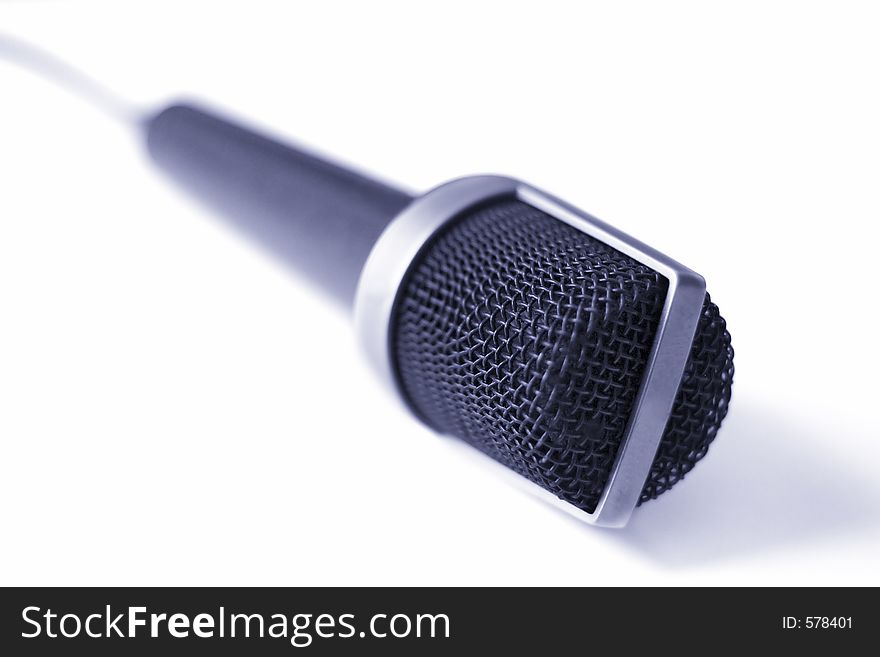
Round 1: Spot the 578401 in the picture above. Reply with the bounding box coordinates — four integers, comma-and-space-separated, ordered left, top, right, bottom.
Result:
782, 617, 852, 629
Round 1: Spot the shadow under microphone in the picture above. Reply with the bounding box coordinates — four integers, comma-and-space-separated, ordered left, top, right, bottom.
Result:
144, 102, 734, 528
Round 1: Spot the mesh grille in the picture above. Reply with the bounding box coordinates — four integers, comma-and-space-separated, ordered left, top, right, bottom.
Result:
394, 199, 734, 514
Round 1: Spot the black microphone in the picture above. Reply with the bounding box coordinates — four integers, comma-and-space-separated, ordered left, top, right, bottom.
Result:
0, 31, 735, 528
144, 103, 734, 528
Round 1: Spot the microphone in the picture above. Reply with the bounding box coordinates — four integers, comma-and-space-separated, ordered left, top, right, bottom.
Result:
0, 21, 733, 528
145, 103, 734, 528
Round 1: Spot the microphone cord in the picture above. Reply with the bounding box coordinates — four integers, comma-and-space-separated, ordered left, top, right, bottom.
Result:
0, 33, 145, 129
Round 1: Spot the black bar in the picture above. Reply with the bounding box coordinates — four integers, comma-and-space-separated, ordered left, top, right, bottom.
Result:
0, 587, 871, 655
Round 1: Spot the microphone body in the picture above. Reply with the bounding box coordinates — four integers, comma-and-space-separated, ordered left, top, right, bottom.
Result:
144, 102, 733, 528
146, 104, 412, 306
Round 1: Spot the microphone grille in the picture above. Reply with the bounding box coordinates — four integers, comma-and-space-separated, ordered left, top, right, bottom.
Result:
394, 199, 733, 513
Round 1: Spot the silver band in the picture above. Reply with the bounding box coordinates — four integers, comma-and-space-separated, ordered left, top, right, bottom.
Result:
353, 175, 706, 528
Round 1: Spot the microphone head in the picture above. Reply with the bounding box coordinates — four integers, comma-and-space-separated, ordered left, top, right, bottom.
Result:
392, 198, 733, 516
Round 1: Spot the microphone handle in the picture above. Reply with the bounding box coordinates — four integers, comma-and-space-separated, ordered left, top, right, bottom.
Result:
145, 103, 414, 307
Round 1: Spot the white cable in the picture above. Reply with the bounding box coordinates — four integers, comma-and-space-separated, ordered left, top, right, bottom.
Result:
0, 33, 146, 128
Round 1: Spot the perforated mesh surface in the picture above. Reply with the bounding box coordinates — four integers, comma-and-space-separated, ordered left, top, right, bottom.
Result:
394, 199, 733, 513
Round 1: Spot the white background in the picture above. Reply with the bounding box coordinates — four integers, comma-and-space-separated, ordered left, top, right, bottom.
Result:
1, 1, 878, 586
